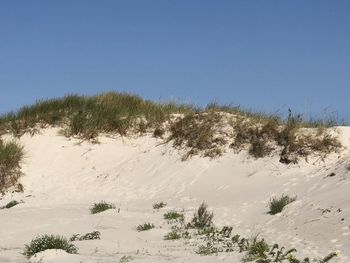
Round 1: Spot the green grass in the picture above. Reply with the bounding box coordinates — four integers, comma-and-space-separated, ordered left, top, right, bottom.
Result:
268, 194, 296, 215
153, 201, 167, 209
188, 202, 214, 229
136, 223, 155, 232
163, 211, 184, 221
23, 234, 78, 259
164, 229, 182, 240
89, 201, 115, 214
0, 140, 24, 191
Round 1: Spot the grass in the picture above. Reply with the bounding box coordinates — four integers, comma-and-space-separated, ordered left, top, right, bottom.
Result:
163, 211, 184, 222
268, 194, 297, 215
89, 201, 115, 214
23, 234, 78, 259
188, 202, 214, 229
1, 200, 19, 209
153, 201, 167, 209
70, 231, 100, 241
0, 139, 24, 192
164, 229, 182, 240
136, 223, 155, 232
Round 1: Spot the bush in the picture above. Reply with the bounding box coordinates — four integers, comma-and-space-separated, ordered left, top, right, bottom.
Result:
0, 140, 24, 191
188, 202, 214, 229
153, 201, 167, 209
90, 201, 115, 214
70, 231, 100, 241
1, 200, 19, 209
136, 223, 154, 232
268, 194, 296, 215
23, 234, 78, 258
163, 211, 184, 222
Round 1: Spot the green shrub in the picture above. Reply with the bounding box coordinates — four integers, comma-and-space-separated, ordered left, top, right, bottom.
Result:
153, 201, 167, 209
268, 195, 296, 215
136, 223, 154, 232
0, 140, 24, 191
23, 234, 78, 258
90, 201, 115, 214
188, 202, 214, 229
163, 211, 184, 222
164, 229, 182, 240
1, 200, 19, 209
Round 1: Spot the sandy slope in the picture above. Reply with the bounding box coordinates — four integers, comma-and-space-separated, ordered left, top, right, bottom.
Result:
1, 127, 350, 263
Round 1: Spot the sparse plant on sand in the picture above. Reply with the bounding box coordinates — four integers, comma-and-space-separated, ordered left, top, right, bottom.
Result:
163, 211, 184, 222
136, 223, 155, 232
90, 201, 115, 214
23, 234, 78, 259
1, 200, 19, 209
188, 202, 214, 229
153, 201, 167, 209
0, 139, 24, 192
164, 229, 182, 240
70, 231, 100, 241
268, 194, 296, 215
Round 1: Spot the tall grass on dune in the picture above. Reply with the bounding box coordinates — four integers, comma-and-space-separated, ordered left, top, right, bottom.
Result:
0, 139, 24, 192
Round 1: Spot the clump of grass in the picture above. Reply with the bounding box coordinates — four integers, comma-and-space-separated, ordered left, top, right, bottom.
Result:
168, 111, 227, 160
23, 234, 78, 259
164, 211, 184, 222
90, 201, 115, 214
231, 110, 341, 164
1, 200, 19, 209
268, 194, 296, 215
188, 202, 214, 229
0, 139, 24, 192
0, 92, 194, 139
136, 223, 155, 232
70, 231, 100, 241
164, 229, 182, 240
153, 201, 167, 209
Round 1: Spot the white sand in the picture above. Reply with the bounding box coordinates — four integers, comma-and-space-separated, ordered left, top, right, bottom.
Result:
1, 127, 350, 262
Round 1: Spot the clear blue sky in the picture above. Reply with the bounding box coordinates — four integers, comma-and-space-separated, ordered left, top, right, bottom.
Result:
1, 1, 349, 123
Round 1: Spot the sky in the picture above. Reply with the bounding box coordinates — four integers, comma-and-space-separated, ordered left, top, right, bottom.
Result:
1, 0, 349, 123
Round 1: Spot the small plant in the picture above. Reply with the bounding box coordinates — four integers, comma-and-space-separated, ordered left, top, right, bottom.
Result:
70, 231, 100, 241
268, 194, 296, 215
119, 255, 133, 262
164, 229, 182, 240
1, 200, 19, 209
188, 202, 214, 229
90, 201, 115, 214
163, 211, 184, 222
23, 234, 78, 259
136, 223, 155, 232
153, 201, 167, 209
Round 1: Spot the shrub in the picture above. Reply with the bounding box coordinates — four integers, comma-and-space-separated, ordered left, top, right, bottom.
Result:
164, 229, 182, 240
153, 201, 167, 209
136, 223, 155, 232
268, 195, 296, 215
70, 231, 100, 241
90, 201, 115, 214
163, 211, 184, 222
188, 202, 214, 229
1, 200, 19, 209
23, 234, 78, 258
0, 140, 24, 191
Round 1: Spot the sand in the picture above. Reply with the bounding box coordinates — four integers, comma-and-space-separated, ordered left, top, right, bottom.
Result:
1, 127, 350, 262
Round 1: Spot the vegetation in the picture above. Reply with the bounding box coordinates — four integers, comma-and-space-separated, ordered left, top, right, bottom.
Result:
164, 211, 185, 222
188, 202, 214, 229
153, 201, 167, 209
268, 195, 297, 215
0, 139, 24, 192
136, 223, 155, 232
70, 231, 100, 241
164, 229, 182, 240
23, 234, 78, 258
89, 201, 115, 214
0, 200, 19, 209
